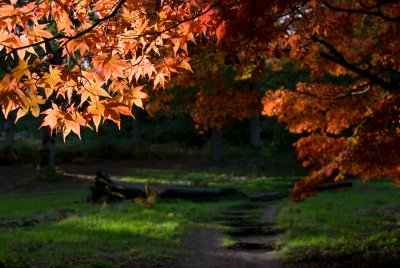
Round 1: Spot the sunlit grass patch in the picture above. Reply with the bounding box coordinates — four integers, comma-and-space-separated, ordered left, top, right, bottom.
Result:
119, 169, 297, 193
0, 189, 238, 267
277, 180, 400, 267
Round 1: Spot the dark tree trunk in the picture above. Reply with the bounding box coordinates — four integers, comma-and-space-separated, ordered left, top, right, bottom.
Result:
39, 126, 56, 178
132, 119, 141, 146
132, 109, 142, 146
90, 172, 246, 203
250, 116, 261, 147
89, 173, 289, 203
4, 111, 17, 153
1, 110, 17, 163
317, 181, 353, 191
211, 127, 223, 162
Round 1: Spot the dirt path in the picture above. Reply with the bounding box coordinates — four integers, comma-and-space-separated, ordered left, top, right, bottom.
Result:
180, 202, 282, 268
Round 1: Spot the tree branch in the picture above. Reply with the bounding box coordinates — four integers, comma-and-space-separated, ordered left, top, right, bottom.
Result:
323, 0, 400, 22
313, 36, 397, 91
0, 0, 127, 59
293, 82, 372, 100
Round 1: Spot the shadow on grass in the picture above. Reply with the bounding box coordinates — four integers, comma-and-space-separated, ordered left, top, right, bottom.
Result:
277, 181, 400, 268
0, 204, 193, 267
1, 223, 181, 267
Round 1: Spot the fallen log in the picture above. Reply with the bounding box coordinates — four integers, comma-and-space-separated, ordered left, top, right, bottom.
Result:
247, 192, 288, 202
317, 181, 353, 191
90, 171, 246, 203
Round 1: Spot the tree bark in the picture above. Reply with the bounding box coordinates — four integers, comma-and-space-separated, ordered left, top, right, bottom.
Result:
211, 127, 223, 162
1, 110, 17, 163
249, 116, 261, 147
90, 172, 245, 203
4, 111, 17, 154
38, 126, 56, 178
317, 181, 353, 191
132, 109, 142, 146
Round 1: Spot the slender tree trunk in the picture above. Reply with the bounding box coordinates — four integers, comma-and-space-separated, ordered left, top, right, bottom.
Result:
211, 127, 223, 162
250, 116, 261, 147
1, 111, 17, 163
132, 109, 142, 146
39, 126, 56, 178
4, 111, 17, 155
132, 119, 141, 146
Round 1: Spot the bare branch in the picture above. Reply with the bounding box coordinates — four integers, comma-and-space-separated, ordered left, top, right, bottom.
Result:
293, 83, 372, 100
313, 35, 397, 91
323, 1, 400, 22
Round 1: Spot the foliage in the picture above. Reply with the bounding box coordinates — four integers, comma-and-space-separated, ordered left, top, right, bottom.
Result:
1, 0, 400, 198
173, 51, 263, 132
259, 1, 400, 200
0, 0, 220, 139
277, 181, 400, 267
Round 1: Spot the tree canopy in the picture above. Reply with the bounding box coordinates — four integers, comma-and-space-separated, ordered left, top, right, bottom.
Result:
0, 0, 399, 199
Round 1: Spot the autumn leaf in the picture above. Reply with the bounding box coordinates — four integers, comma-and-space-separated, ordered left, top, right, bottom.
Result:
179, 61, 193, 72
40, 103, 62, 132
81, 81, 111, 104
41, 66, 62, 98
107, 102, 134, 117
100, 54, 130, 81
26, 25, 53, 39
16, 93, 45, 121
87, 102, 105, 132
131, 85, 148, 108
216, 22, 226, 43
153, 73, 165, 88
12, 59, 30, 80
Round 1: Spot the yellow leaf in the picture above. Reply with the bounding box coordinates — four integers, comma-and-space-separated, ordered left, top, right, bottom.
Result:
42, 66, 62, 89
12, 59, 30, 80
16, 107, 29, 122
179, 61, 193, 72
93, 115, 101, 132
133, 99, 143, 109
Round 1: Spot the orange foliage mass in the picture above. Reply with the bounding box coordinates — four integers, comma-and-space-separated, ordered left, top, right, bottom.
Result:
1, 0, 400, 198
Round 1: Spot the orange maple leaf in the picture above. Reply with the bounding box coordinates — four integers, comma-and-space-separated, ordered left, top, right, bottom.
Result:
101, 55, 130, 81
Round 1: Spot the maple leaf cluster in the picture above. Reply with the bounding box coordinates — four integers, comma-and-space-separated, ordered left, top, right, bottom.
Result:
1, 0, 400, 198
190, 88, 261, 132
257, 0, 400, 200
170, 51, 262, 132
0, 0, 224, 140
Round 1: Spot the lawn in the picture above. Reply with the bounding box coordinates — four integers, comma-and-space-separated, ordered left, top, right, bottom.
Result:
0, 181, 241, 267
1, 165, 400, 268
277, 180, 400, 267
0, 168, 292, 267
118, 169, 296, 194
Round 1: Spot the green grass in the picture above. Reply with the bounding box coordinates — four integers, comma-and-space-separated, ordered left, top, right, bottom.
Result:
277, 180, 400, 267
119, 169, 296, 194
4, 162, 400, 267
0, 168, 293, 267
0, 190, 90, 218
0, 186, 239, 267
221, 236, 236, 248
0, 189, 238, 267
